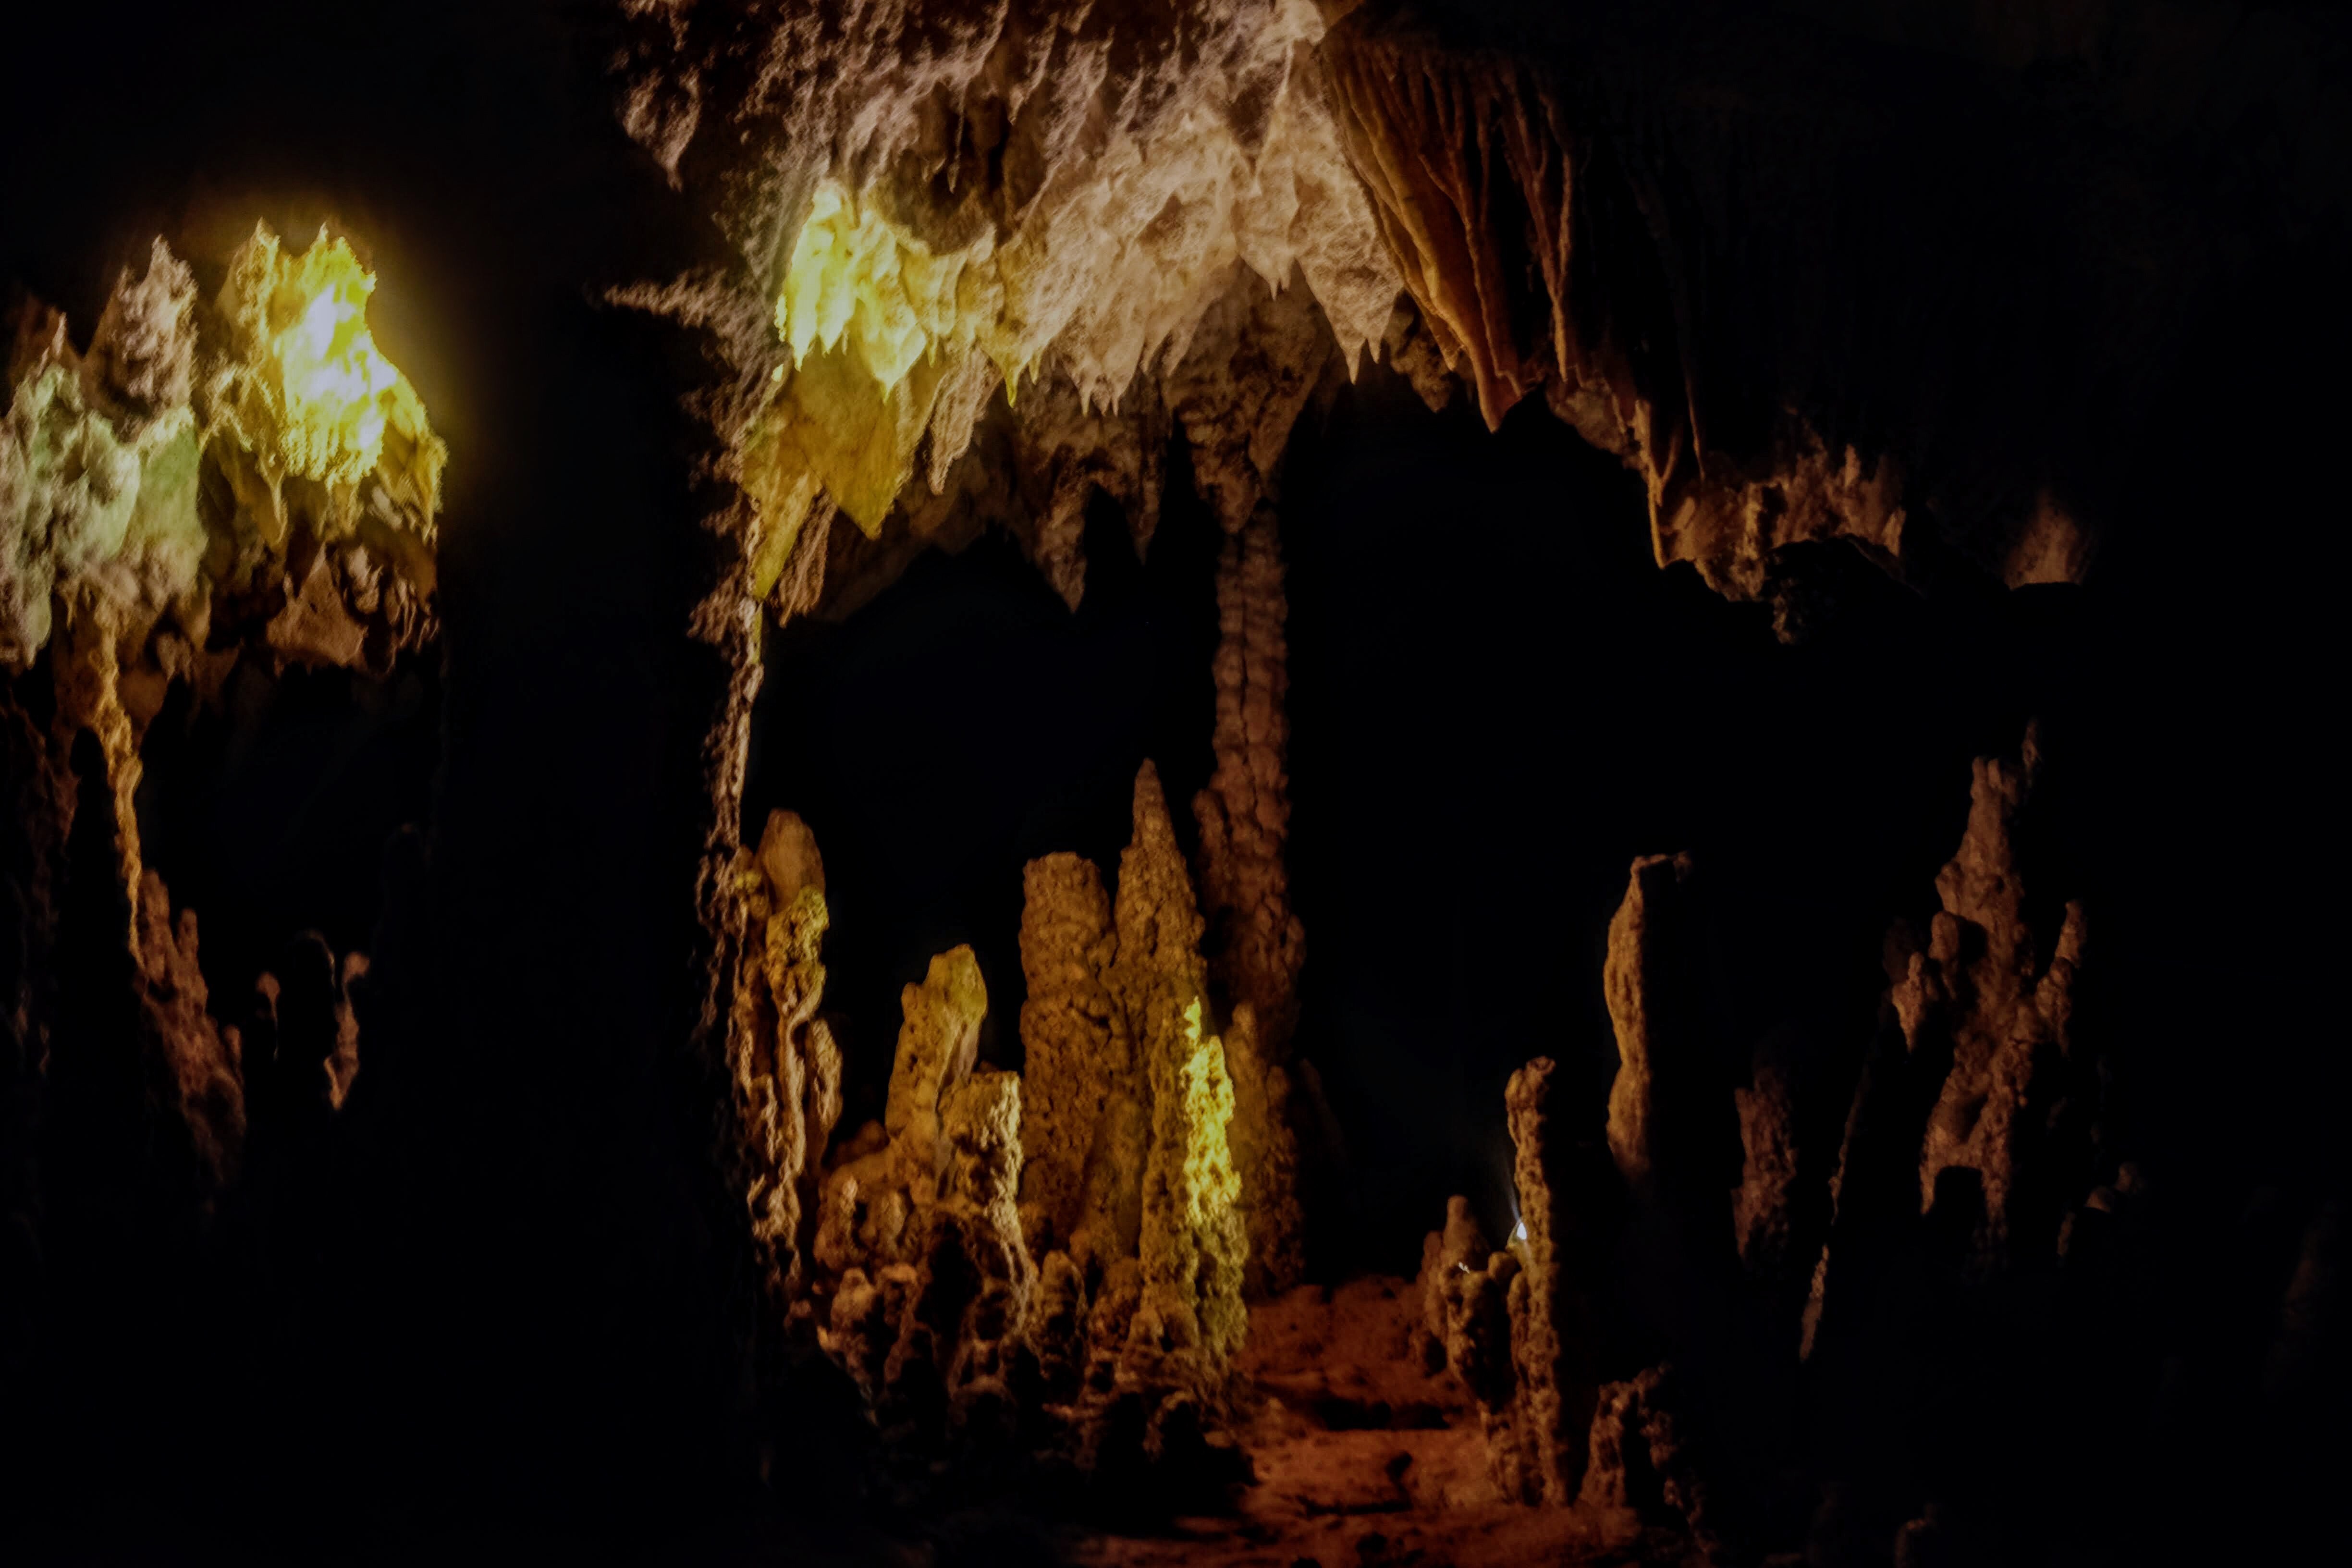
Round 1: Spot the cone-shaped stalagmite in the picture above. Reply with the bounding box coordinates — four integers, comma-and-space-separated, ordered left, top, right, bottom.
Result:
1117, 763, 1247, 1364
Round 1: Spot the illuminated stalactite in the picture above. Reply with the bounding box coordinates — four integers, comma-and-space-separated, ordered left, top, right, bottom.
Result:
1, 227, 443, 1221
617, 0, 1399, 616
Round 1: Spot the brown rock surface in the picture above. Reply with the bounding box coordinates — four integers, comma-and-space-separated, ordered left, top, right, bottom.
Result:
1499, 1055, 1601, 1507
1897, 728, 2092, 1273
724, 808, 845, 1304
1194, 502, 1305, 1061
1015, 851, 1121, 1256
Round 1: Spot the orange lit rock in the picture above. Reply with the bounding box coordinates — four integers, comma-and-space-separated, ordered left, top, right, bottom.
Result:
1899, 726, 2091, 1273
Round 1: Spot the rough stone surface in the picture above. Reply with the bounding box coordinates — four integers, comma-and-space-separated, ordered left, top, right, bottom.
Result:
1015, 851, 1121, 1256
1500, 1055, 1599, 1507
1897, 727, 2092, 1274
725, 808, 844, 1304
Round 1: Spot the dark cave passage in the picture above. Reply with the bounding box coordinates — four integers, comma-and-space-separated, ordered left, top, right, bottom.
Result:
134, 654, 442, 1006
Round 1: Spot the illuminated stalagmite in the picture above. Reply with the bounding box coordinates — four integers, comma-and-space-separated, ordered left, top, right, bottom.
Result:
1115, 763, 1247, 1365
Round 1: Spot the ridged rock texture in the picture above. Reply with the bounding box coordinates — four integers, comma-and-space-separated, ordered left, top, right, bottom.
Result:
1188, 502, 1306, 1296
1013, 850, 1121, 1258
723, 809, 844, 1307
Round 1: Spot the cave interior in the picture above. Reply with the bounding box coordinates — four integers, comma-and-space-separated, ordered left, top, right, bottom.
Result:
2, 2, 2346, 1565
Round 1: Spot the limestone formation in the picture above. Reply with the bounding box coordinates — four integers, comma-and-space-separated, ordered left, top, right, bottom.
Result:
1578, 1364, 1719, 1556
1501, 1055, 1601, 1507
1604, 852, 1713, 1204
1118, 763, 1247, 1365
1316, 6, 2109, 607
133, 870, 244, 1193
1732, 1040, 1801, 1286
1896, 727, 2093, 1273
724, 809, 845, 1304
615, 0, 1398, 605
1194, 503, 1304, 1054
0, 231, 441, 1268
816, 762, 1260, 1475
821, 944, 989, 1273
1221, 1004, 1303, 1298
1416, 1194, 1490, 1372
1015, 851, 1121, 1255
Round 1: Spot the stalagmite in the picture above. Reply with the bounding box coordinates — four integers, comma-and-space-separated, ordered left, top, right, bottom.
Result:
821, 944, 989, 1276
724, 809, 844, 1303
1502, 1054, 1601, 1506
1604, 852, 1718, 1204
1015, 851, 1121, 1256
1117, 763, 1248, 1365
133, 870, 243, 1191
1221, 1004, 1303, 1298
1192, 504, 1307, 1295
1898, 726, 2093, 1273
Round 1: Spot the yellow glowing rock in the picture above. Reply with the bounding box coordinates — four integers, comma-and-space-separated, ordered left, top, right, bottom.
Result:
205, 223, 445, 541
650, 0, 1401, 586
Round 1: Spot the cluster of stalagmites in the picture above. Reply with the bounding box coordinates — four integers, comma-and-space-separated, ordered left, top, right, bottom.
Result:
721, 763, 1303, 1481
1416, 731, 2107, 1561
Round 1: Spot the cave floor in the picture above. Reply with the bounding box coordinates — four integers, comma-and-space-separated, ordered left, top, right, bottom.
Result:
1068, 1279, 1681, 1568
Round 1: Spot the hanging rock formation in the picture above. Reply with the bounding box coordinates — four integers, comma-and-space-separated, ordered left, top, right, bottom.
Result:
1194, 503, 1304, 1054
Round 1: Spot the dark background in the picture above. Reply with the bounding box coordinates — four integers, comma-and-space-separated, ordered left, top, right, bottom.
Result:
3, 0, 2344, 1557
